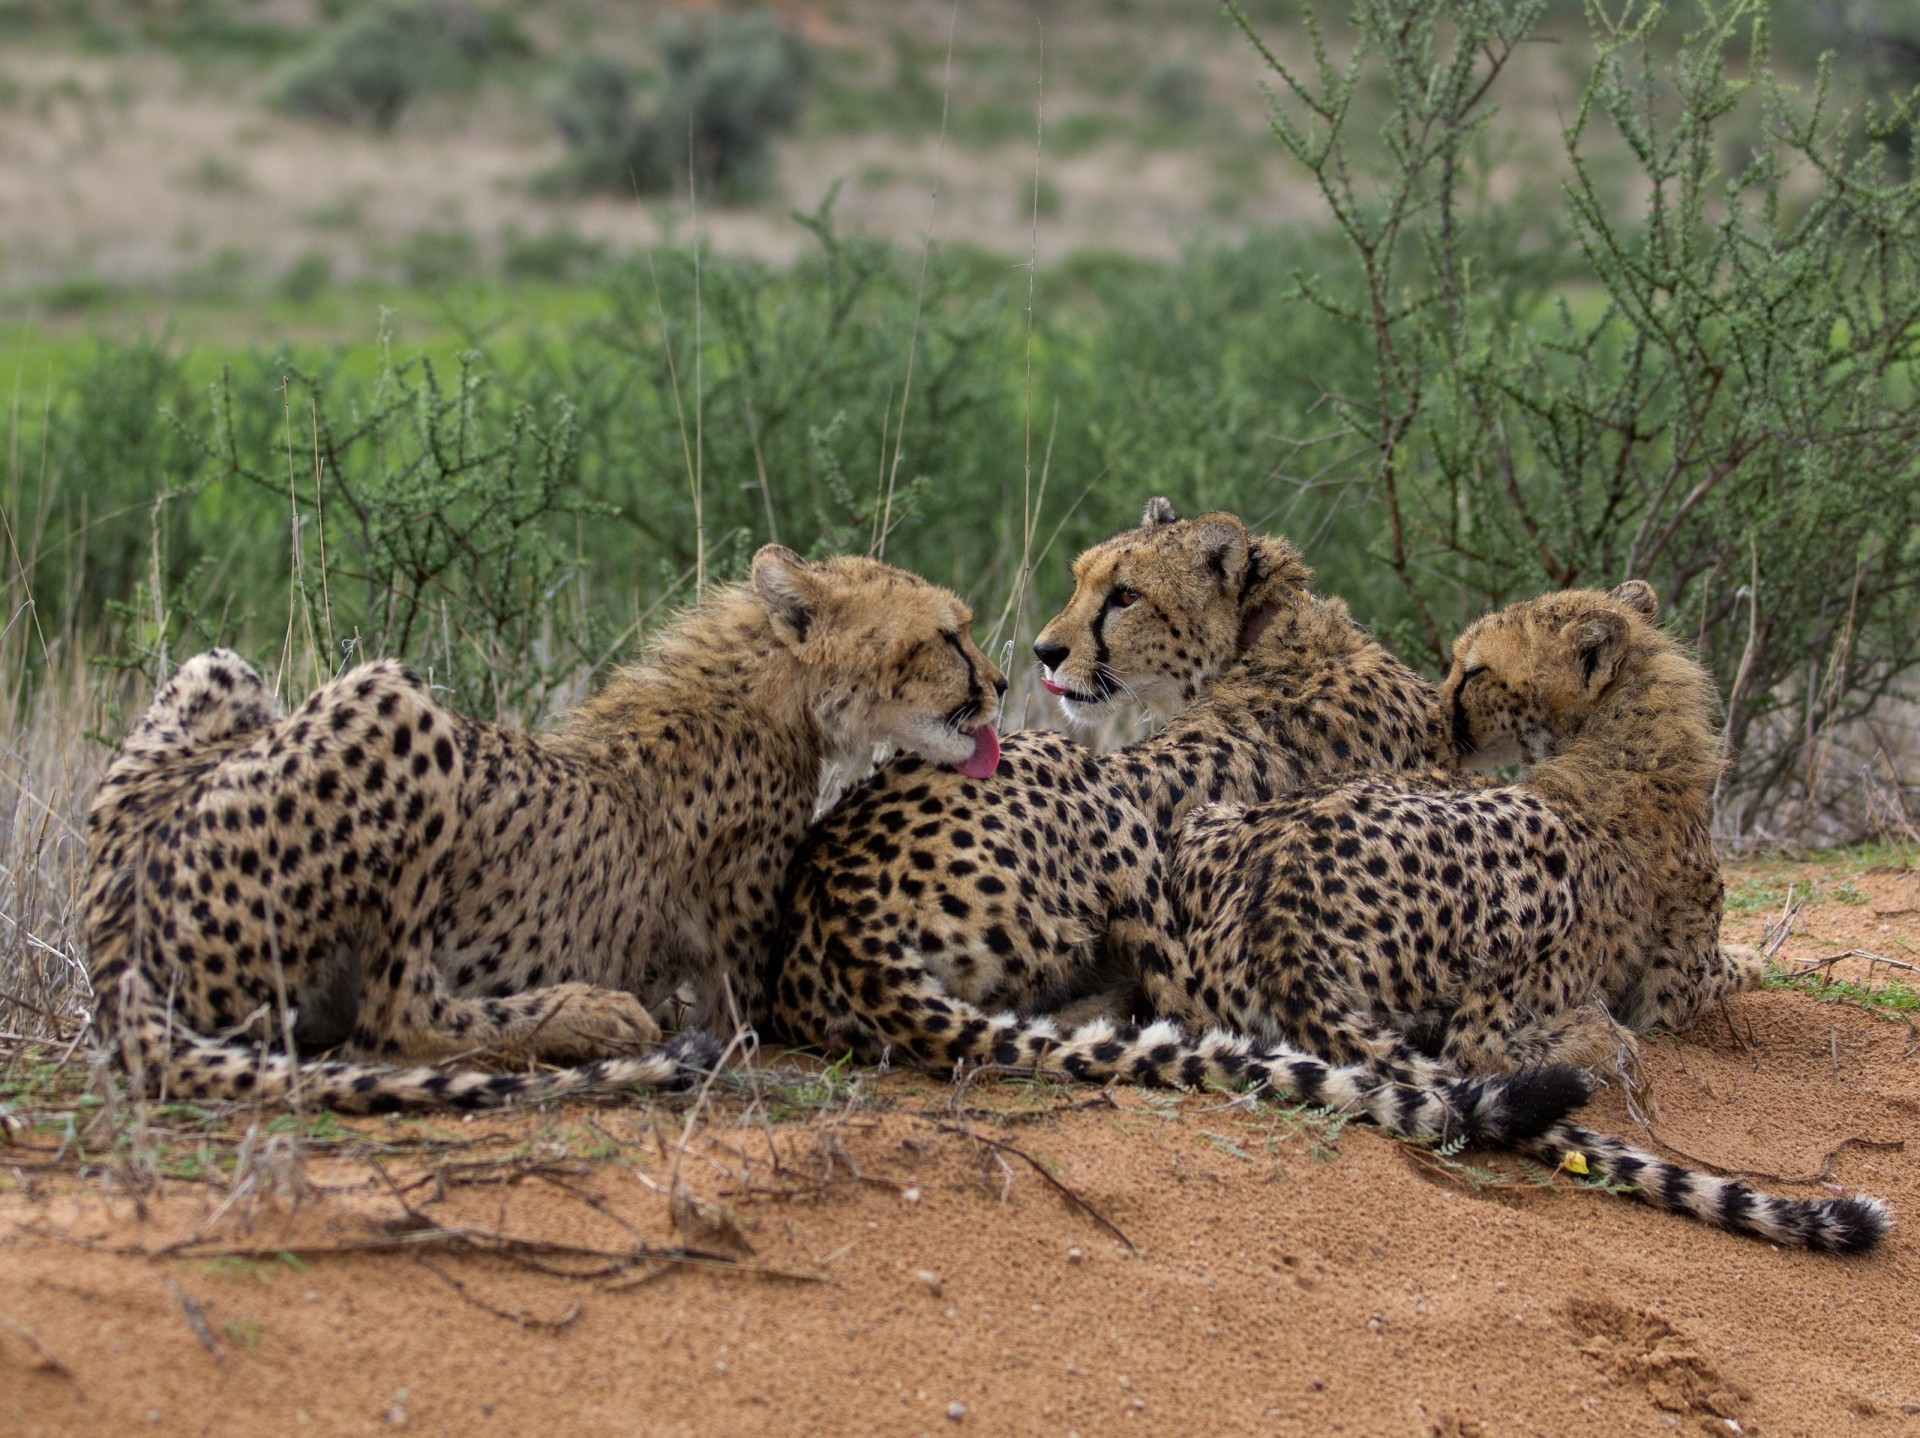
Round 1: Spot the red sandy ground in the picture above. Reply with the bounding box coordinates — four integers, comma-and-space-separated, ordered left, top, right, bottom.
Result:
3, 859, 1916, 1438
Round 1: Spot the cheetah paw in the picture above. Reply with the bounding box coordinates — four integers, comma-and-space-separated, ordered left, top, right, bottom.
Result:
1720, 942, 1769, 990
532, 983, 663, 1060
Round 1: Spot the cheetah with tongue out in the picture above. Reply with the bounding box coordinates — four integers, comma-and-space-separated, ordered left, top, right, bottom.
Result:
83, 546, 1005, 1113
767, 501, 1582, 1149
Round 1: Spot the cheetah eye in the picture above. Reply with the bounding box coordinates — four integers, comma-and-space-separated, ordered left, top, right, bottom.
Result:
1111, 587, 1141, 610
1459, 665, 1488, 685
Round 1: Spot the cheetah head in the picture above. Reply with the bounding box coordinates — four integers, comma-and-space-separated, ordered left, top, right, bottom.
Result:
752, 545, 1006, 777
1441, 579, 1661, 769
1029, 498, 1312, 726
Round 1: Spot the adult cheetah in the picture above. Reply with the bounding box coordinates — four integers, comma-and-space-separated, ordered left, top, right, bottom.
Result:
770, 501, 1585, 1148
1170, 581, 1889, 1250
85, 546, 1005, 1113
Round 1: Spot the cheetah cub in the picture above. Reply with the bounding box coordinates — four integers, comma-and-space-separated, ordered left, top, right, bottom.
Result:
1173, 580, 1752, 1077
1171, 581, 1889, 1250
771, 501, 1587, 1149
85, 547, 1005, 1112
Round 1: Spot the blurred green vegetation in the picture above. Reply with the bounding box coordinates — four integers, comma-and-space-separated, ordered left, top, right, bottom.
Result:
0, 0, 1916, 835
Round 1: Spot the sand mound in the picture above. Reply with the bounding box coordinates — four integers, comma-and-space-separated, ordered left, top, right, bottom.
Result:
3, 859, 1915, 1436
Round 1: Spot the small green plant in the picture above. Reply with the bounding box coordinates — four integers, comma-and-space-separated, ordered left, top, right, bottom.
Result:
1023, 174, 1063, 221
749, 1055, 867, 1123
1764, 961, 1920, 1019
396, 226, 479, 287
277, 251, 333, 304
1198, 1130, 1256, 1161
500, 226, 608, 283
1143, 59, 1207, 123
1831, 879, 1870, 906
1726, 877, 1790, 915
175, 154, 252, 195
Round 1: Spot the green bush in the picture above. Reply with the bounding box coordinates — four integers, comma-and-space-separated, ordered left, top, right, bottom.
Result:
544, 11, 811, 200
5, 2, 1916, 835
1229, 0, 1920, 833
275, 0, 523, 131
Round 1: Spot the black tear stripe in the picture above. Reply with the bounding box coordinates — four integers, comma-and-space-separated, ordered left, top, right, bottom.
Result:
1090, 592, 1121, 672
1450, 693, 1474, 759
943, 632, 985, 724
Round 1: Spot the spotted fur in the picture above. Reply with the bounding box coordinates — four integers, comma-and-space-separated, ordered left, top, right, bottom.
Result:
1167, 581, 1889, 1248
84, 547, 1005, 1113
770, 503, 1588, 1147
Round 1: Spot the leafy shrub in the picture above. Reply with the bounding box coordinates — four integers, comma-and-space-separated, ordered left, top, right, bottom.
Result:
177, 343, 612, 719
544, 11, 811, 200
1143, 59, 1208, 123
396, 226, 480, 287
1229, 0, 1920, 835
275, 0, 523, 131
501, 226, 610, 283
277, 250, 334, 304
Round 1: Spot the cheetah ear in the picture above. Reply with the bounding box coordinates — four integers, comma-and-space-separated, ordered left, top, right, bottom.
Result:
1189, 514, 1250, 589
1141, 496, 1179, 528
751, 544, 818, 644
1565, 610, 1630, 690
1609, 579, 1658, 620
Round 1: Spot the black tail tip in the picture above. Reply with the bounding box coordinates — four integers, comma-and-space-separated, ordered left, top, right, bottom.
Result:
663, 1027, 727, 1087
1811, 1195, 1893, 1254
1479, 1063, 1597, 1143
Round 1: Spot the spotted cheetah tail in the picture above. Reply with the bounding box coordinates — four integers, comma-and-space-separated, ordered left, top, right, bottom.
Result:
954, 1013, 1593, 1146
126, 1011, 722, 1114
1521, 1120, 1892, 1253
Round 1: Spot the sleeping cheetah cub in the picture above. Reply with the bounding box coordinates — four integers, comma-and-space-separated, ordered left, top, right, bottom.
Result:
771, 502, 1585, 1148
85, 547, 1005, 1112
1170, 581, 1888, 1250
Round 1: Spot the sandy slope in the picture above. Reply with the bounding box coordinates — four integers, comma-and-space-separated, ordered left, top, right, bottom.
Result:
2, 861, 1916, 1438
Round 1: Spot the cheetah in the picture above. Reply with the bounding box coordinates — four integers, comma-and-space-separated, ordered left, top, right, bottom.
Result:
84, 546, 1006, 1113
1169, 581, 1890, 1250
770, 500, 1587, 1148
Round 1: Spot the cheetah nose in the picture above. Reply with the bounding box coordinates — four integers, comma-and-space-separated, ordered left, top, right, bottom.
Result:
993, 673, 1009, 697
1033, 640, 1069, 670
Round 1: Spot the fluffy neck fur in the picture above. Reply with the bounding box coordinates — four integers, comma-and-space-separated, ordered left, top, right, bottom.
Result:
545, 582, 824, 772
1230, 535, 1314, 654
1524, 627, 1725, 868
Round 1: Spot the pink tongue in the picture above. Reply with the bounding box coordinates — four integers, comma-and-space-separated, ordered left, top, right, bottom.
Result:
954, 722, 1001, 779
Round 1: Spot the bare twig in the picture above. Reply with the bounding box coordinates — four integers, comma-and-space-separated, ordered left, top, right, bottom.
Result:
0, 1311, 77, 1384
418, 1257, 584, 1332
1625, 1131, 1903, 1187
928, 1119, 1135, 1253
163, 1279, 225, 1364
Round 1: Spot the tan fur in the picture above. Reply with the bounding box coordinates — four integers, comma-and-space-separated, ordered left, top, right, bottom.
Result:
1030, 498, 1313, 723
84, 548, 1004, 1112
1171, 581, 1753, 1077
768, 504, 1577, 1150
1165, 583, 1887, 1249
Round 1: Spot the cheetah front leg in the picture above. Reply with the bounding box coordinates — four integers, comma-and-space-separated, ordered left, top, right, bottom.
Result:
1432, 940, 1621, 1076
1607, 884, 1762, 1033
1104, 852, 1207, 1033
